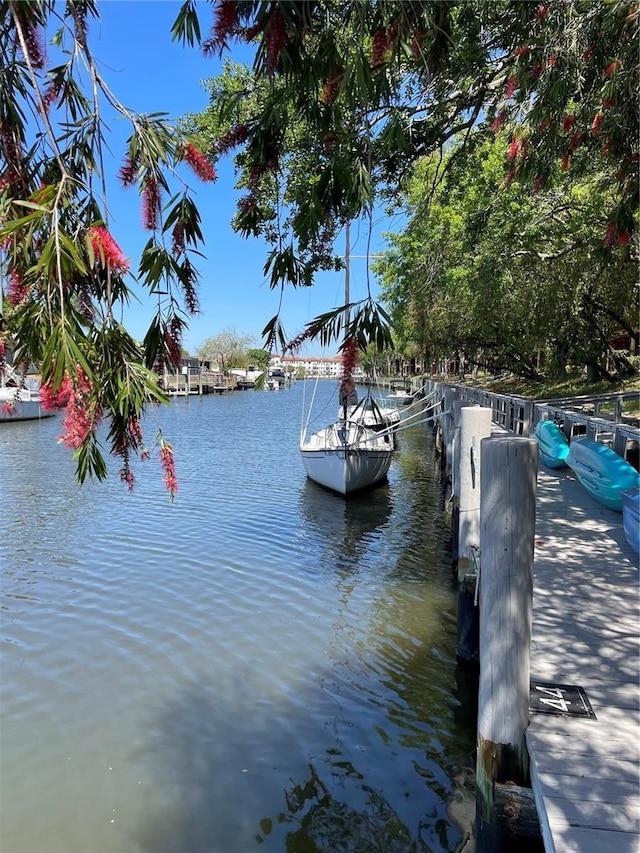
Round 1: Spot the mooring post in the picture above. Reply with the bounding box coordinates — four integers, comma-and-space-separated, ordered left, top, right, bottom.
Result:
442, 386, 460, 480
450, 398, 464, 570
456, 406, 493, 663
475, 436, 538, 852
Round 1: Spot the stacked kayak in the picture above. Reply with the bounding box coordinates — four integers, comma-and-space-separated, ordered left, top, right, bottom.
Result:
566, 437, 640, 512
621, 488, 640, 554
534, 420, 570, 468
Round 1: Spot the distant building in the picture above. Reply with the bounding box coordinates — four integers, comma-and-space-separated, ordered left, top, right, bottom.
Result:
269, 353, 366, 379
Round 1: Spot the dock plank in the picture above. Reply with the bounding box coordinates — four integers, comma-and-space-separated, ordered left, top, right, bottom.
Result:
527, 466, 640, 853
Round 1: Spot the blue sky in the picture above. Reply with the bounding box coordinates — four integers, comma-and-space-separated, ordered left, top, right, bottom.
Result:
81, 1, 399, 357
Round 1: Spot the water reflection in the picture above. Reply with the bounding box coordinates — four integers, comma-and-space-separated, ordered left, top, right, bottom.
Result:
261, 763, 419, 853
298, 479, 393, 572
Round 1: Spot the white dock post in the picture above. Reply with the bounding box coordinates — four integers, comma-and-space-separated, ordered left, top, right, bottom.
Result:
476, 436, 538, 852
456, 406, 493, 663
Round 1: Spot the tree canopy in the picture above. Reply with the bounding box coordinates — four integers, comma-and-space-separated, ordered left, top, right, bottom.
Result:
1, 0, 637, 493
374, 137, 637, 380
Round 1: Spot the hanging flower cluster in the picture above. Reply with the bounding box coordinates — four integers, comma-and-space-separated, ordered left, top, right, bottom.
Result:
159, 440, 178, 501
6, 269, 30, 306
180, 142, 217, 182
202, 0, 239, 57
142, 176, 162, 230
41, 368, 101, 449
88, 226, 130, 275
215, 123, 249, 155
117, 415, 147, 492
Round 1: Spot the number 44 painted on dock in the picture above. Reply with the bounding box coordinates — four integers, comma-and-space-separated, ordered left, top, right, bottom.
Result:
529, 680, 597, 719
534, 685, 571, 712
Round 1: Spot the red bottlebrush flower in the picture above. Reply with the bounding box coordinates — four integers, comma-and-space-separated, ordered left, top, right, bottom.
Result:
534, 5, 549, 19
508, 136, 520, 162
340, 337, 359, 380
569, 131, 585, 151
43, 79, 63, 113
514, 46, 530, 57
561, 151, 571, 170
172, 222, 185, 257
1, 120, 24, 167
617, 231, 630, 246
0, 171, 16, 191
339, 337, 359, 405
603, 221, 618, 247
284, 321, 322, 354
216, 124, 249, 154
40, 375, 72, 411
504, 166, 518, 188
238, 194, 257, 216
602, 136, 615, 157
505, 75, 518, 98
602, 98, 615, 110
127, 415, 144, 449
181, 143, 216, 182
165, 320, 182, 368
6, 268, 30, 306
159, 442, 178, 501
531, 63, 543, 79
371, 28, 393, 67
320, 69, 344, 104
180, 262, 199, 315
88, 225, 130, 275
604, 60, 621, 77
265, 7, 286, 73
142, 176, 162, 230
59, 369, 100, 449
202, 0, 239, 56
591, 112, 603, 136
491, 111, 507, 133
120, 466, 135, 492
118, 154, 140, 187
70, 2, 88, 47
243, 22, 264, 42
548, 55, 557, 67
19, 20, 45, 69
563, 115, 575, 133
583, 44, 594, 60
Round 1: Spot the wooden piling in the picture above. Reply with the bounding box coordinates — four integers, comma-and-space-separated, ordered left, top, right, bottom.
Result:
442, 386, 460, 480
475, 436, 538, 852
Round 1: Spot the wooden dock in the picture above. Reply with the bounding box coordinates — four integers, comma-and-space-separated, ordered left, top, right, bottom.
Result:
527, 465, 639, 852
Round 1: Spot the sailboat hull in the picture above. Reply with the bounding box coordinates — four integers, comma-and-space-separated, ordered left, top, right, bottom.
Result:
300, 422, 393, 496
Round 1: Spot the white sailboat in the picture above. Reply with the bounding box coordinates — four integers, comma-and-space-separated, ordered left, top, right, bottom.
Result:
300, 225, 395, 496
0, 356, 54, 423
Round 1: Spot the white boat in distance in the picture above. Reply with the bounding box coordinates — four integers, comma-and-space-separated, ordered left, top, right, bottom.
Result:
300, 224, 394, 496
386, 387, 419, 406
0, 364, 54, 423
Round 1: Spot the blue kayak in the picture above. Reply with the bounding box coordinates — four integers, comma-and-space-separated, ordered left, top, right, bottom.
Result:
566, 437, 640, 512
621, 488, 640, 554
534, 420, 570, 468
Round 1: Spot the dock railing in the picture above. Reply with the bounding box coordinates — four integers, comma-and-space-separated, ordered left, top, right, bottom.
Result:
423, 379, 639, 467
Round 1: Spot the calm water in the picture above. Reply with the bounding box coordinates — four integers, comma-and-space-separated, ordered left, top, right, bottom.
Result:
0, 381, 477, 853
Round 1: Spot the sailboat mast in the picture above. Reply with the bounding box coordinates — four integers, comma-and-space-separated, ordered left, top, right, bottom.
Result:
344, 221, 350, 312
